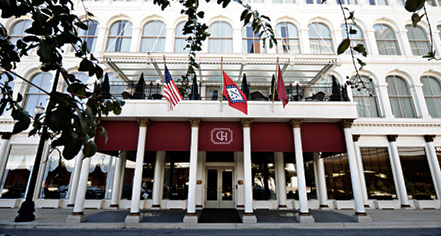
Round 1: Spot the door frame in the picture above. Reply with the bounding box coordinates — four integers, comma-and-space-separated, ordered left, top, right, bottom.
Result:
204, 166, 235, 208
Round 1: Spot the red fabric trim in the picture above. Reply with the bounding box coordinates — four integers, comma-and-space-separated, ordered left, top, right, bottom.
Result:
199, 122, 243, 151
251, 122, 294, 152
146, 121, 190, 151
96, 121, 139, 151
301, 123, 346, 152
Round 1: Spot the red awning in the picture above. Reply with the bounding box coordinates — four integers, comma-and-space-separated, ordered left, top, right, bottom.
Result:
251, 122, 294, 152
301, 123, 346, 152
198, 122, 243, 151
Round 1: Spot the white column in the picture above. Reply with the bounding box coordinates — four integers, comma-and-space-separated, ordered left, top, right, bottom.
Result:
299, 29, 310, 54
66, 156, 91, 222
235, 152, 245, 208
118, 154, 127, 202
290, 119, 309, 215
0, 133, 11, 186
196, 151, 205, 208
152, 151, 165, 208
315, 153, 328, 208
110, 151, 125, 208
341, 120, 367, 216
411, 84, 431, 119
424, 136, 441, 200
378, 83, 394, 118
241, 119, 255, 222
126, 118, 148, 223
33, 140, 51, 201
185, 119, 200, 221
275, 152, 287, 208
67, 151, 84, 207
353, 135, 369, 206
398, 30, 413, 56
387, 135, 411, 207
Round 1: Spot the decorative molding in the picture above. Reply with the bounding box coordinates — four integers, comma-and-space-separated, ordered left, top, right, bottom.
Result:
136, 118, 149, 127
189, 118, 201, 128
387, 135, 398, 142
352, 135, 360, 142
340, 119, 354, 129
241, 118, 252, 128
290, 119, 303, 128
0, 120, 15, 125
424, 135, 435, 142
353, 122, 441, 128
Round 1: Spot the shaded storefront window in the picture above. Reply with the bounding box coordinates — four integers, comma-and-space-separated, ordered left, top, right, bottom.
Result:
323, 152, 353, 200
284, 152, 317, 200
122, 151, 155, 200
252, 152, 276, 200
360, 147, 396, 200
163, 152, 189, 200
399, 147, 436, 200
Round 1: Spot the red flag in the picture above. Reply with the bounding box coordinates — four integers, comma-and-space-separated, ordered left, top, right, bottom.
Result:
277, 66, 288, 108
222, 71, 248, 115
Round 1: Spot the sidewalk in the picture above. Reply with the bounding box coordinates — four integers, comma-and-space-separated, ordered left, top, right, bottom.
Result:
0, 208, 440, 229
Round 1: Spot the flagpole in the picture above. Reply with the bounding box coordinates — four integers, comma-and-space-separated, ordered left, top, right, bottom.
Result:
220, 56, 223, 112
272, 57, 279, 113
163, 55, 170, 111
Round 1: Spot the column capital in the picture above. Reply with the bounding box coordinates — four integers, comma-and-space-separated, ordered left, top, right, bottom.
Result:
241, 118, 252, 128
387, 135, 398, 142
339, 119, 354, 129
136, 118, 149, 127
424, 135, 435, 142
352, 135, 361, 142
189, 118, 201, 127
290, 119, 303, 128
0, 132, 12, 140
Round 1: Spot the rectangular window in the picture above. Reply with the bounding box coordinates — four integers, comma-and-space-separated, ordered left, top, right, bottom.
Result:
121, 152, 155, 200
323, 152, 353, 200
163, 152, 189, 200
252, 152, 276, 200
284, 152, 317, 200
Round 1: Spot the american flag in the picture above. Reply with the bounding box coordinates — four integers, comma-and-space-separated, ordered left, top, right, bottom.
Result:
163, 66, 183, 110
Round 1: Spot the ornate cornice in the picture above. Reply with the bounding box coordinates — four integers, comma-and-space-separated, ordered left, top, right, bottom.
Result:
241, 118, 252, 128
353, 122, 441, 128
290, 119, 303, 128
352, 135, 360, 142
0, 132, 12, 140
136, 118, 149, 127
387, 135, 398, 142
424, 135, 435, 142
340, 119, 354, 129
189, 118, 201, 127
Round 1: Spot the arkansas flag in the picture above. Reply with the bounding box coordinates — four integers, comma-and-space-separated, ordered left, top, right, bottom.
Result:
277, 65, 288, 108
222, 71, 248, 115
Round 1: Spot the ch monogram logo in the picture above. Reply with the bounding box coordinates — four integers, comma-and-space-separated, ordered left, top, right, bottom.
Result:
211, 128, 233, 145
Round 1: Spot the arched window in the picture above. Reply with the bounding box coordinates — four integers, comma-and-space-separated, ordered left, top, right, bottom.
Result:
352, 76, 379, 117
175, 22, 190, 53
406, 25, 430, 56
308, 22, 333, 54
341, 24, 366, 55
208, 21, 233, 53
9, 20, 32, 45
421, 76, 441, 118
374, 24, 400, 55
77, 21, 99, 52
141, 20, 166, 53
386, 75, 416, 118
276, 22, 300, 54
336, 0, 358, 4
242, 23, 265, 53
106, 20, 132, 52
24, 72, 53, 115
369, 0, 388, 5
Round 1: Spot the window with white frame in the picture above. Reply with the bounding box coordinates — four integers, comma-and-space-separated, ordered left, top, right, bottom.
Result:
336, 0, 357, 4
141, 20, 166, 53
74, 20, 99, 53
396, 0, 404, 5
242, 23, 265, 54
374, 24, 400, 55
106, 20, 132, 52
242, 0, 264, 3
421, 76, 441, 118
175, 22, 190, 53
9, 20, 32, 45
406, 25, 430, 56
386, 75, 416, 118
341, 24, 366, 55
352, 76, 379, 117
208, 21, 233, 53
276, 22, 300, 54
308, 22, 334, 54
369, 0, 388, 5
24, 72, 53, 115
307, 0, 326, 3
273, 0, 295, 3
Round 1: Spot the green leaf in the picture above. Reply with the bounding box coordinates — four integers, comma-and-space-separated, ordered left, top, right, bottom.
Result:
411, 13, 423, 27
11, 108, 31, 134
405, 0, 426, 12
244, 13, 252, 27
349, 27, 357, 35
337, 39, 350, 55
353, 44, 367, 57
83, 140, 97, 157
78, 58, 94, 71
240, 9, 248, 21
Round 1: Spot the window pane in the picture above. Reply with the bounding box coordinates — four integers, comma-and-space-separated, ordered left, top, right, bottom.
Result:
209, 22, 233, 53
386, 76, 416, 118
421, 76, 441, 117
276, 22, 300, 54
309, 23, 333, 54
107, 21, 132, 52
252, 153, 276, 200
141, 21, 166, 52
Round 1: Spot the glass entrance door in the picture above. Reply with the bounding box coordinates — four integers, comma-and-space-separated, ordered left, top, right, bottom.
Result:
205, 168, 234, 208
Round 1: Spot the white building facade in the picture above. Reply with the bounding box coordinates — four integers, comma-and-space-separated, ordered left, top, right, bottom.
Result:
1, 0, 441, 223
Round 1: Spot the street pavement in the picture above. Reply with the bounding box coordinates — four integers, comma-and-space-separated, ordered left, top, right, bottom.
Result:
0, 208, 440, 230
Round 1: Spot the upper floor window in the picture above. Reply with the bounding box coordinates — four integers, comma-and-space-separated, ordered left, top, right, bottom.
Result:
308, 22, 333, 54
337, 0, 357, 4
396, 0, 404, 5
175, 22, 190, 53
405, 25, 430, 56
242, 0, 264, 3
24, 72, 53, 115
421, 76, 441, 118
208, 21, 233, 53
106, 20, 132, 52
141, 20, 166, 53
386, 75, 416, 118
341, 24, 366, 55
369, 0, 388, 5
352, 76, 379, 117
273, 0, 295, 3
276, 22, 300, 54
374, 24, 400, 55
242, 23, 265, 54
307, 0, 326, 3
9, 20, 32, 45
76, 20, 99, 53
